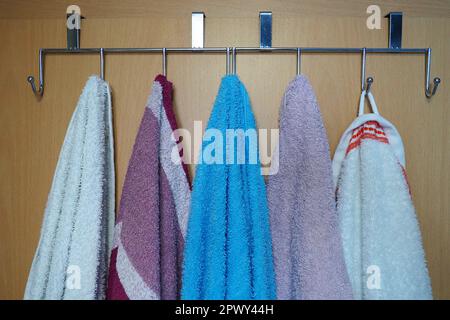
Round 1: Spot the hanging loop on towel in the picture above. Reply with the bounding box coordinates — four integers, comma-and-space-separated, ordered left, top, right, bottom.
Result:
358, 90, 380, 116
100, 48, 105, 80
162, 48, 167, 76
296, 48, 301, 75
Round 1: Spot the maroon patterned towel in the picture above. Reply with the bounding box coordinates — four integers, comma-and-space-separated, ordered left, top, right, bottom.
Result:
106, 75, 190, 300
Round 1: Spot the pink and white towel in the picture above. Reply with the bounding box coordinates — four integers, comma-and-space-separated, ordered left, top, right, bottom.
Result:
106, 75, 191, 300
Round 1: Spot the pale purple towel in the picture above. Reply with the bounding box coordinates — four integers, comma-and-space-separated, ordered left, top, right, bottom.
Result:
267, 75, 353, 300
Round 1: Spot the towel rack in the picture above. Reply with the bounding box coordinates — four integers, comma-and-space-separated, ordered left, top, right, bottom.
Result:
27, 46, 441, 99
27, 10, 441, 99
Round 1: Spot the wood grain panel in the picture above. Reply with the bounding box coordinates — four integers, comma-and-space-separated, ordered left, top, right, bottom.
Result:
0, 0, 448, 299
1, 0, 450, 18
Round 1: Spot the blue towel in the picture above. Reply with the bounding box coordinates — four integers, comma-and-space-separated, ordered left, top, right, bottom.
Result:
181, 75, 276, 300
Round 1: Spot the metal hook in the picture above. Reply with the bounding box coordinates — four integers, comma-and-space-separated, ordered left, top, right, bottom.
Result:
232, 47, 236, 74
366, 76, 374, 93
361, 47, 367, 91
296, 48, 301, 75
226, 47, 230, 74
27, 48, 44, 96
162, 48, 167, 76
426, 77, 441, 98
425, 48, 440, 98
100, 48, 105, 80
361, 49, 375, 94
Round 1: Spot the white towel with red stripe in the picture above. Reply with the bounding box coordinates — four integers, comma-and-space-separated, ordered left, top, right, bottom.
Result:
332, 91, 432, 300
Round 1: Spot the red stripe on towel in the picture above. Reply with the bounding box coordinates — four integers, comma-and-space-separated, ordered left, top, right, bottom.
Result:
346, 121, 389, 155
401, 165, 413, 196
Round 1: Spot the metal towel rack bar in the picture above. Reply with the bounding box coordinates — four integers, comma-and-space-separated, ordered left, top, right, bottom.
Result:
27, 46, 441, 99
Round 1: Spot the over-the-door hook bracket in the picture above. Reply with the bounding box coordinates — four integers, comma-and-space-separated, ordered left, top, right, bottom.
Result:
386, 12, 402, 49
66, 5, 84, 50
192, 12, 205, 48
260, 11, 272, 48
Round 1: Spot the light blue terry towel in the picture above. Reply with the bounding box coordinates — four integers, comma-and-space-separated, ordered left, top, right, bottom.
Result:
181, 75, 276, 300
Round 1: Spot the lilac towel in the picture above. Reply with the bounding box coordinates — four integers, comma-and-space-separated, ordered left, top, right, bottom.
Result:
267, 75, 353, 300
106, 75, 191, 300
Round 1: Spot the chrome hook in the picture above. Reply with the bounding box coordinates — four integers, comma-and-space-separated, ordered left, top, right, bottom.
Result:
361, 48, 375, 94
232, 47, 236, 74
366, 76, 374, 93
425, 48, 441, 98
296, 48, 301, 75
27, 48, 44, 96
226, 47, 231, 74
361, 47, 367, 91
162, 48, 167, 76
426, 77, 441, 98
27, 76, 43, 96
100, 48, 105, 80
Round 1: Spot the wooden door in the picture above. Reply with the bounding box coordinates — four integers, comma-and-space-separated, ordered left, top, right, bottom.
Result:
0, 0, 448, 299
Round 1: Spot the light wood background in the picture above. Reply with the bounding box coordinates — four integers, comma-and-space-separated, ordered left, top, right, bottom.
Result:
0, 0, 448, 299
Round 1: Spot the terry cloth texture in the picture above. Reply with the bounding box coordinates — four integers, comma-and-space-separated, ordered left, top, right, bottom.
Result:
267, 75, 353, 300
181, 75, 276, 300
24, 75, 115, 300
106, 75, 191, 300
332, 91, 432, 300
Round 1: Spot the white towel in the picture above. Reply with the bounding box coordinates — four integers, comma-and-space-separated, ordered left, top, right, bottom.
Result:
25, 75, 115, 300
332, 91, 432, 300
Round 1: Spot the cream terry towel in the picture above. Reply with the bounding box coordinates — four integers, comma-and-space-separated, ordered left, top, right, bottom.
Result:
332, 91, 432, 300
25, 75, 115, 300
